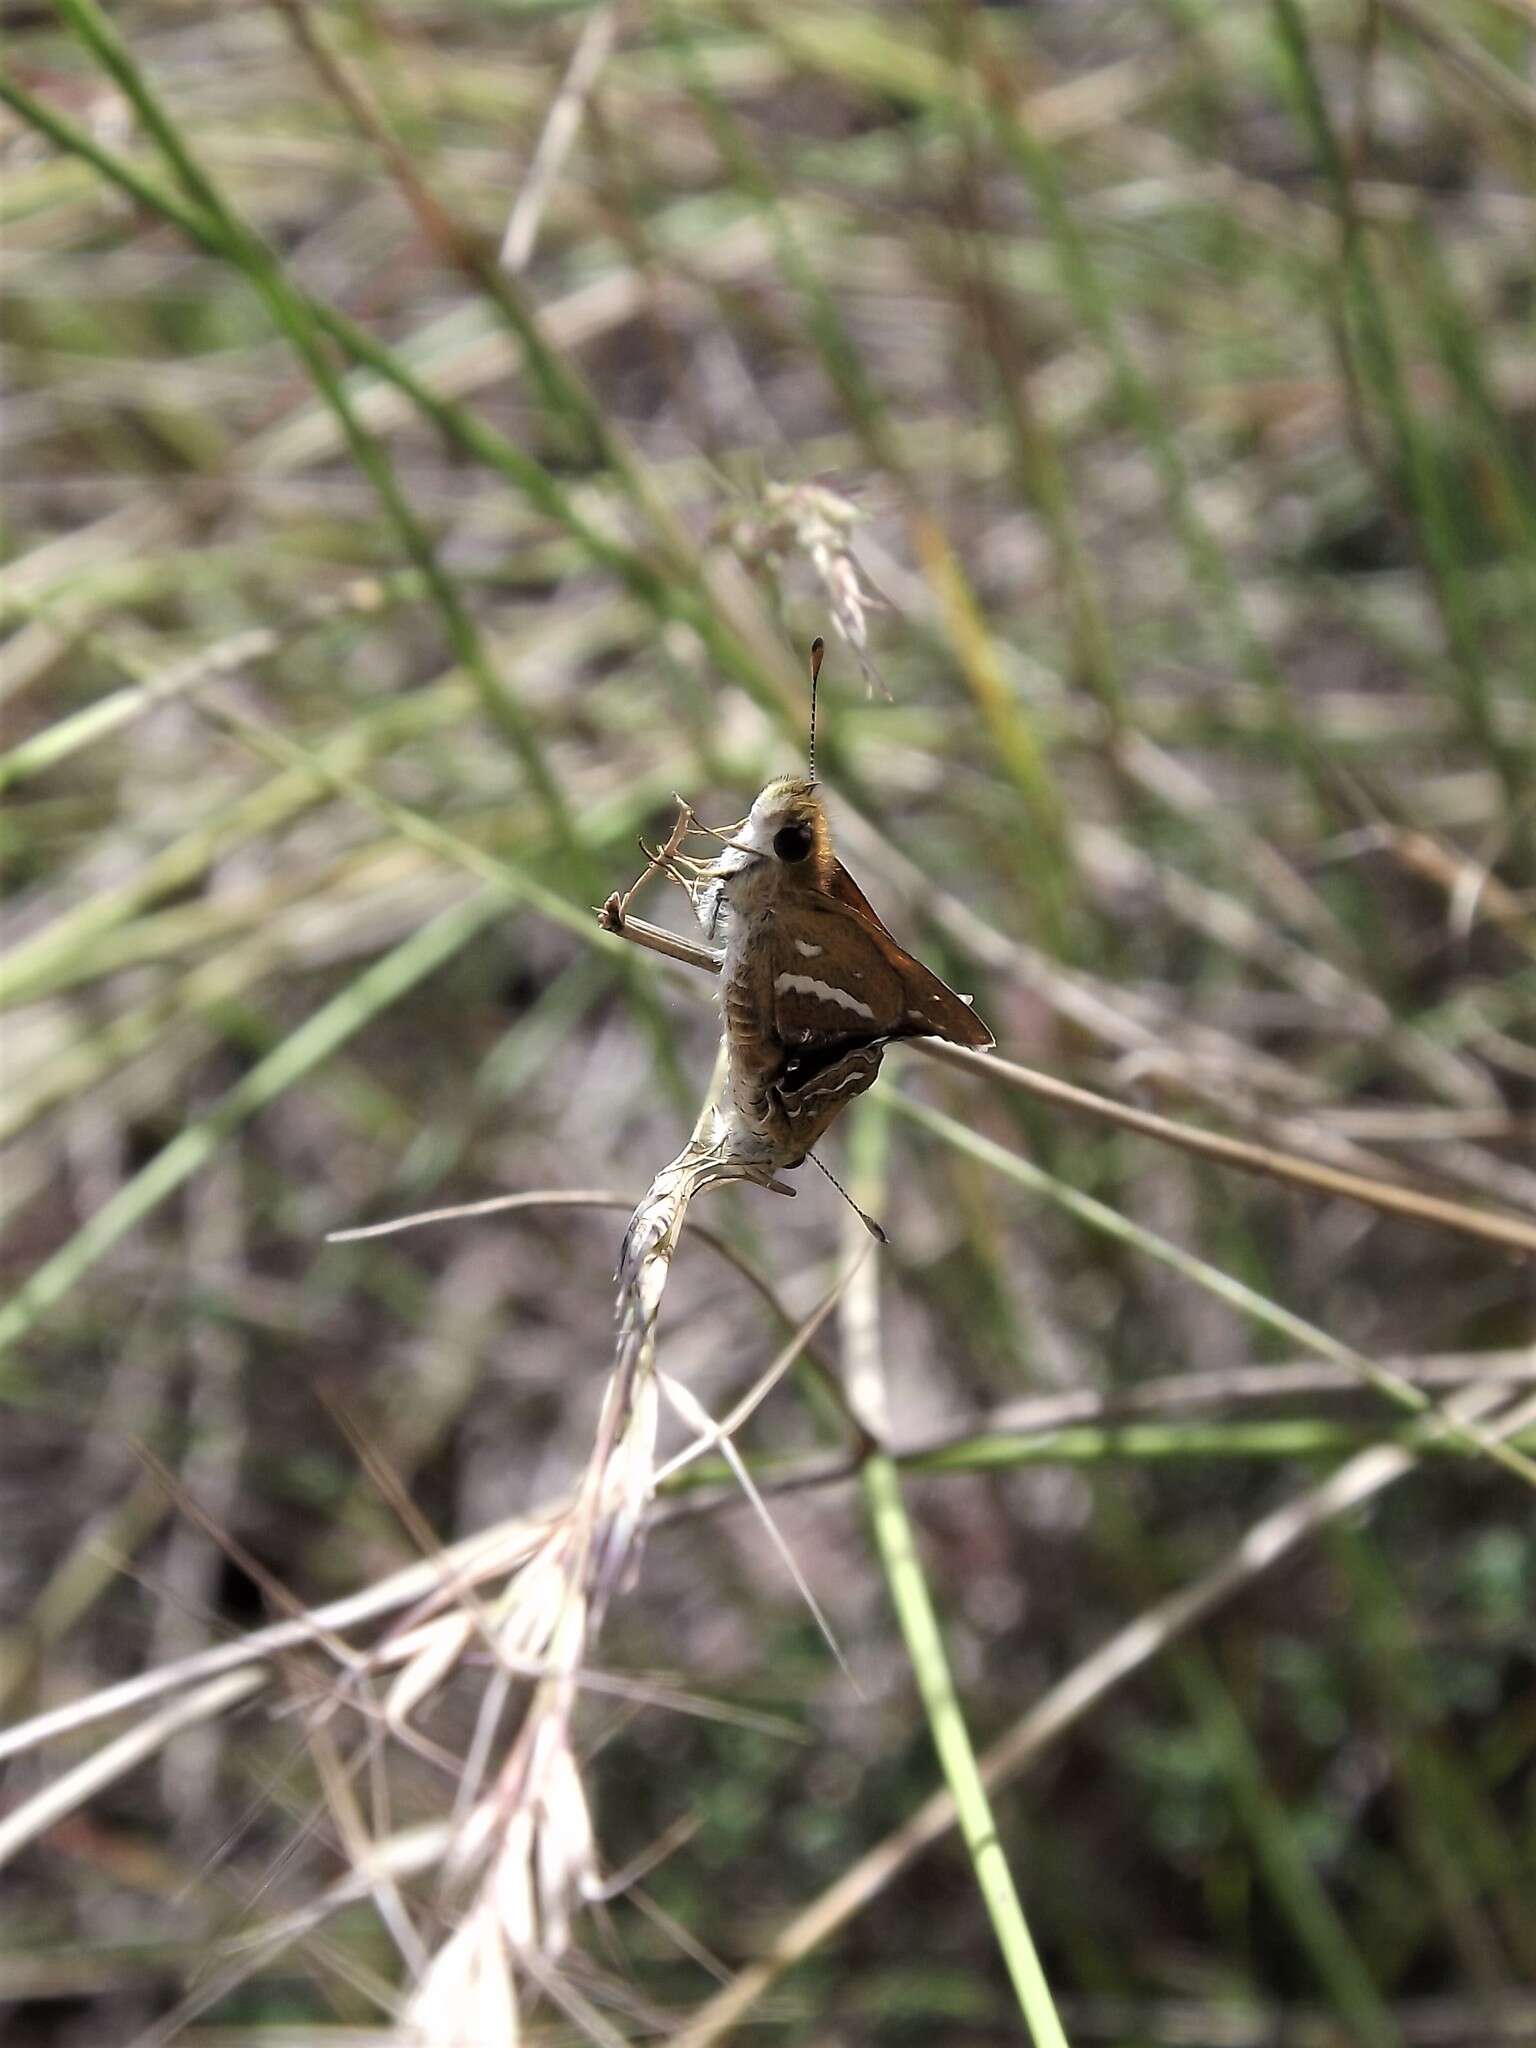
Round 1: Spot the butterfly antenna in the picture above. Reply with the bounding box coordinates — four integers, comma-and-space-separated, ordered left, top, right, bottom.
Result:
808, 1149, 887, 1244
807, 635, 825, 784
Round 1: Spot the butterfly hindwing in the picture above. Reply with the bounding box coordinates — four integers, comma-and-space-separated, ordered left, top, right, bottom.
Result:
771, 1040, 888, 1164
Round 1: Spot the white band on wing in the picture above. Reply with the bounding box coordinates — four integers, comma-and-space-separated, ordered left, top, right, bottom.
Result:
773, 972, 875, 1021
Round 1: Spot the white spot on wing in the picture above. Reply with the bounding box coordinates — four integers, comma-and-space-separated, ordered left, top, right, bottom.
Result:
774, 972, 875, 1020
790, 1059, 880, 1103
793, 940, 823, 957
826, 1065, 874, 1093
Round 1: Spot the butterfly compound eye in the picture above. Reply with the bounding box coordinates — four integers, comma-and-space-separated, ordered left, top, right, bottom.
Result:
773, 822, 813, 863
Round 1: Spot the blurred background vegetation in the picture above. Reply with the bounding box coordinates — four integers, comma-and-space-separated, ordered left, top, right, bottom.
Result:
2, 0, 1535, 2040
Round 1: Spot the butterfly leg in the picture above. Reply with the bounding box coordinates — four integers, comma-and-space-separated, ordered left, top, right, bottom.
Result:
600, 802, 701, 931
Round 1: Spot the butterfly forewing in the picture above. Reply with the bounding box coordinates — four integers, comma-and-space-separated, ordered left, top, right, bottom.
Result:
823, 860, 888, 929
768, 893, 992, 1051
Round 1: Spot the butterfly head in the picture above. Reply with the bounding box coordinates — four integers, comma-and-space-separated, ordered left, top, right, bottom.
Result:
723, 777, 834, 889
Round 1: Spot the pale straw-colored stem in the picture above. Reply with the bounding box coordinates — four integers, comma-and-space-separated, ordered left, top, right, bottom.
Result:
600, 907, 1536, 1258
409, 1042, 796, 2030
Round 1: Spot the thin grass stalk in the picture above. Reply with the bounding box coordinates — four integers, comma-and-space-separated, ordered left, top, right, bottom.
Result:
662, 0, 1078, 946
64, 1, 621, 843
843, 1101, 1071, 2048
671, 1412, 1536, 1490
8, 1338, 1529, 1766
604, 906, 1536, 1257
895, 1095, 1536, 1489
0, 693, 468, 1009
1167, 1648, 1401, 2046
0, 1670, 266, 1869
1269, 0, 1524, 810
51, 0, 587, 861
0, 891, 507, 1369
670, 1379, 1529, 2046
0, 67, 804, 739
272, 0, 728, 598
1330, 1523, 1536, 1979
4, 14, 710, 1096
403, 1042, 834, 2029
952, 8, 1316, 770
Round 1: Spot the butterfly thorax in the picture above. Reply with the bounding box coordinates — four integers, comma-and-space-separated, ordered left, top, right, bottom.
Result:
713, 778, 831, 1003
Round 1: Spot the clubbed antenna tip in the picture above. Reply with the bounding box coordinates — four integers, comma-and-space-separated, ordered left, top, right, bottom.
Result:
808, 636, 825, 782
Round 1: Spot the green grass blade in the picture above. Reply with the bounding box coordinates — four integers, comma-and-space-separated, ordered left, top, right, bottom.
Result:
845, 1103, 1070, 2048
892, 1091, 1536, 1490
0, 889, 505, 1377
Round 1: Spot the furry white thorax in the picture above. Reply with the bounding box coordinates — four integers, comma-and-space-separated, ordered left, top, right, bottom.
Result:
710, 784, 805, 990
715, 859, 772, 1004
733, 783, 799, 859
